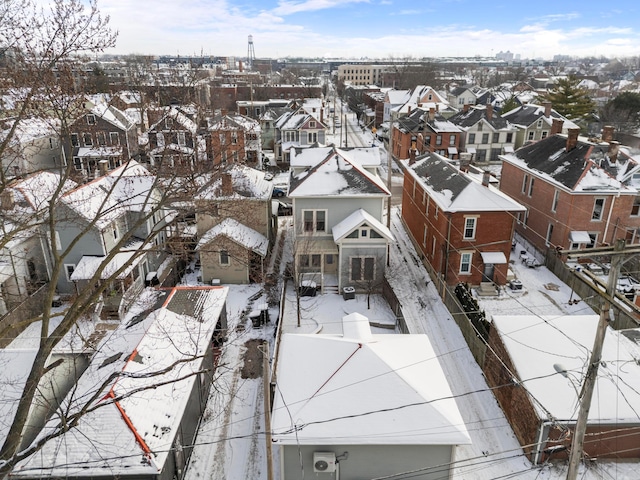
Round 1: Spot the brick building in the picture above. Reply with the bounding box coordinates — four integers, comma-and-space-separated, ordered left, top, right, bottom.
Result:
499, 127, 640, 253
402, 153, 525, 286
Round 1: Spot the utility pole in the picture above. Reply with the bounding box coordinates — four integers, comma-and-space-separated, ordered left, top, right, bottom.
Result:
385, 111, 394, 266
261, 340, 274, 480
562, 238, 628, 479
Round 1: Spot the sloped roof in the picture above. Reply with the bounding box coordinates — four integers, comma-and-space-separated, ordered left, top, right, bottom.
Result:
12, 287, 228, 478
501, 103, 579, 130
501, 134, 633, 192
332, 208, 394, 243
271, 314, 470, 445
195, 164, 272, 200
288, 146, 390, 197
405, 153, 526, 213
197, 218, 268, 256
448, 105, 511, 130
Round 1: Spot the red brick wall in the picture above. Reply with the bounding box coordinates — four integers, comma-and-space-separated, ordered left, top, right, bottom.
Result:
501, 161, 640, 252
402, 172, 516, 285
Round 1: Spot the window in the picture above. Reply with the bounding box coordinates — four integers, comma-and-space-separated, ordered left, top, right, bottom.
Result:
476, 149, 486, 162
71, 133, 79, 147
536, 119, 543, 129
219, 133, 226, 145
528, 177, 534, 197
110, 132, 120, 145
112, 223, 118, 240
552, 190, 560, 212
587, 233, 597, 248
97, 132, 106, 146
432, 236, 436, 257
220, 250, 230, 265
592, 198, 605, 220
73, 156, 82, 171
477, 123, 483, 131
311, 254, 321, 267
307, 132, 317, 143
221, 151, 227, 164
468, 133, 476, 144
177, 132, 186, 146
156, 132, 165, 147
86, 114, 96, 125
165, 117, 173, 129
481, 133, 489, 144
83, 133, 93, 146
423, 224, 428, 246
541, 131, 548, 139
527, 131, 535, 141
632, 197, 640, 216
522, 174, 529, 194
309, 121, 316, 128
546, 223, 554, 246
231, 133, 238, 145
64, 264, 76, 282
492, 132, 499, 143
490, 148, 501, 162
436, 135, 442, 146
449, 135, 456, 146
302, 210, 326, 232
351, 257, 375, 281
460, 252, 472, 274
463, 217, 477, 240
506, 132, 513, 143
346, 230, 359, 239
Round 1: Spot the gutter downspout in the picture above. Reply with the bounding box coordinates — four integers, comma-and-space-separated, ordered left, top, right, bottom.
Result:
533, 420, 555, 465
442, 214, 452, 300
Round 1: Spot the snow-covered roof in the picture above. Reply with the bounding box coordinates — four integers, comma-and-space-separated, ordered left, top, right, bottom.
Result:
90, 102, 134, 131
71, 240, 151, 280
289, 146, 390, 198
61, 160, 158, 229
195, 164, 272, 200
75, 146, 122, 157
12, 286, 229, 477
197, 218, 268, 256
0, 117, 59, 145
332, 208, 394, 243
404, 153, 526, 213
492, 315, 640, 423
271, 313, 470, 445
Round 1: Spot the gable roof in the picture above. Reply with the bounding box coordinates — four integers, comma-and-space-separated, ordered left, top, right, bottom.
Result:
197, 218, 268, 256
195, 164, 272, 200
288, 146, 390, 197
332, 208, 394, 243
405, 153, 526, 213
501, 134, 633, 192
448, 105, 512, 130
501, 103, 579, 130
12, 286, 228, 478
271, 314, 470, 445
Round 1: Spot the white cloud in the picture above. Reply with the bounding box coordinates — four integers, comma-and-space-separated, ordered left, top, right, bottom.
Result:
272, 0, 370, 16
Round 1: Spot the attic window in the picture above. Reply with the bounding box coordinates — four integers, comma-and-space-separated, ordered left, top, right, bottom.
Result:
87, 114, 96, 125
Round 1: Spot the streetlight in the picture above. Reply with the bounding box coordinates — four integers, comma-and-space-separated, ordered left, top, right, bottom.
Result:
553, 363, 581, 406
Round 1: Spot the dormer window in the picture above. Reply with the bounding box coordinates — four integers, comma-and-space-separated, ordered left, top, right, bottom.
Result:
309, 121, 316, 128
165, 117, 173, 129
86, 114, 96, 125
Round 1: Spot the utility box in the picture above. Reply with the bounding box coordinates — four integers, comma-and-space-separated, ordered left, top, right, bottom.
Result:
342, 286, 356, 300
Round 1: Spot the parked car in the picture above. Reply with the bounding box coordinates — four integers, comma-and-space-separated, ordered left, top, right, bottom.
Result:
275, 201, 292, 216
273, 187, 286, 198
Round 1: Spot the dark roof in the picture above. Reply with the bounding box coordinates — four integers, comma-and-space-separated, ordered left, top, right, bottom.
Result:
501, 104, 564, 127
450, 86, 469, 96
411, 153, 471, 203
509, 135, 597, 189
448, 106, 509, 130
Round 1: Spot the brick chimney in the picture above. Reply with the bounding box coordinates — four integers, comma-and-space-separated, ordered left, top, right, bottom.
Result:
566, 128, 580, 152
409, 147, 417, 165
482, 171, 491, 187
543, 101, 552, 118
221, 108, 228, 117
550, 118, 564, 135
429, 107, 435, 121
486, 103, 493, 121
608, 141, 620, 161
602, 125, 615, 143
463, 103, 470, 113
407, 105, 411, 115
221, 172, 233, 196
238, 60, 243, 72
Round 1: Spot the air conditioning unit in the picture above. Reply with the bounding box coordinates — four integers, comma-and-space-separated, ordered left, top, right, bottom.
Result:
313, 452, 336, 473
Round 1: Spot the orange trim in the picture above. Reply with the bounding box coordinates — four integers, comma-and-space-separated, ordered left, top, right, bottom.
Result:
106, 390, 153, 456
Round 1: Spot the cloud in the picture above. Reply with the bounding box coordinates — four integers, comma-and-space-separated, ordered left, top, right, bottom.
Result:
272, 0, 370, 16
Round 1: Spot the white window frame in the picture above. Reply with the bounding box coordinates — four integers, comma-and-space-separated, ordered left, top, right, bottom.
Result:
552, 190, 560, 212
110, 132, 120, 145
64, 264, 76, 282
592, 198, 605, 221
528, 177, 534, 197
463, 216, 477, 240
86, 114, 96, 125
459, 252, 473, 274
220, 250, 230, 265
522, 174, 528, 194
546, 223, 554, 246
177, 131, 186, 146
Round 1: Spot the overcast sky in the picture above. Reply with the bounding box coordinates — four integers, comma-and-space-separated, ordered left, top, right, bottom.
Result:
96, 0, 640, 60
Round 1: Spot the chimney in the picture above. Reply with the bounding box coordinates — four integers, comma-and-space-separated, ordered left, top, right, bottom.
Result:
550, 118, 564, 135
98, 159, 109, 176
407, 105, 411, 115
429, 107, 435, 121
486, 103, 493, 121
221, 172, 233, 196
459, 152, 472, 171
543, 101, 552, 118
320, 107, 324, 124
566, 128, 580, 152
409, 136, 417, 165
602, 125, 615, 143
463, 103, 470, 113
238, 60, 243, 72
221, 108, 228, 117
482, 171, 491, 187
608, 141, 620, 161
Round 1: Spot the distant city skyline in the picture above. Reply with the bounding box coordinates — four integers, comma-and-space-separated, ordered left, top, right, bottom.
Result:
98, 0, 640, 60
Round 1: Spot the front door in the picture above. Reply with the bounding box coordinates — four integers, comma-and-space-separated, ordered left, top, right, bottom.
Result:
482, 263, 495, 283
